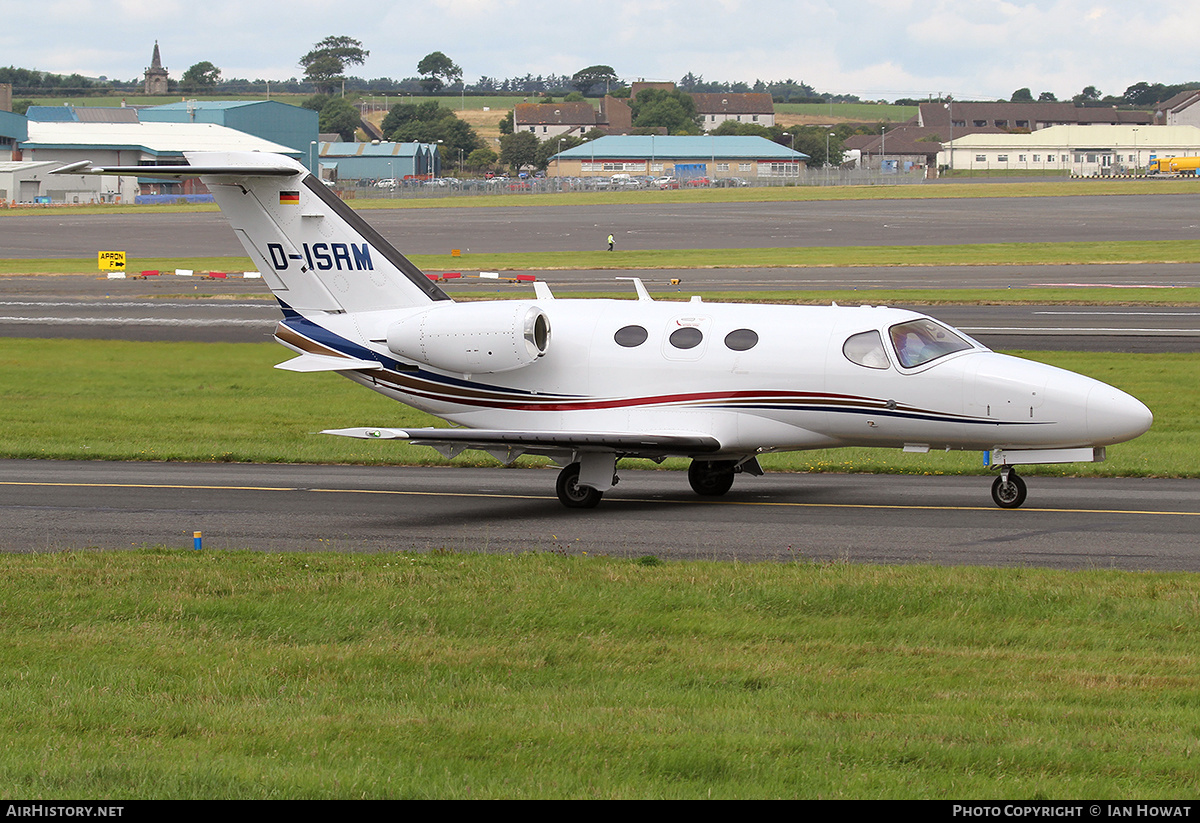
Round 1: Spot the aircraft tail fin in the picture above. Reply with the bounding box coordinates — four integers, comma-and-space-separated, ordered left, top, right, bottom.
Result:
59, 151, 449, 314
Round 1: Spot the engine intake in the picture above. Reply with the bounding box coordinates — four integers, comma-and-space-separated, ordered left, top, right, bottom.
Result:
385, 301, 551, 374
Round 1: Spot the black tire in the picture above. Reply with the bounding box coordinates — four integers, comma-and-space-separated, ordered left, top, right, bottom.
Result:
556, 463, 603, 509
991, 473, 1028, 509
688, 459, 737, 496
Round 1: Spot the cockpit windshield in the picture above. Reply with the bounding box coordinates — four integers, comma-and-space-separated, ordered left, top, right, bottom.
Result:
888, 319, 973, 368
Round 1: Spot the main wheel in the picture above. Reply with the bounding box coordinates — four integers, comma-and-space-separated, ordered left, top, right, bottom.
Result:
556, 463, 603, 509
688, 459, 737, 496
991, 472, 1028, 509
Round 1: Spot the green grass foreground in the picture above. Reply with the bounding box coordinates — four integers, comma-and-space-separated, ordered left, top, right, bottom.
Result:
0, 339, 1191, 477
1, 550, 1198, 798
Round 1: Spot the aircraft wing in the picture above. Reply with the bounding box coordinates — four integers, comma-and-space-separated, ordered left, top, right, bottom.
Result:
322, 427, 722, 461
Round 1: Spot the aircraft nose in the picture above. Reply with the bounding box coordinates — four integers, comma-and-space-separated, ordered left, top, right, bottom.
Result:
1088, 383, 1153, 445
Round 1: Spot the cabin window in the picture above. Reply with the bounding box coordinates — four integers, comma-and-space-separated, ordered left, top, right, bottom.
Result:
669, 327, 703, 349
614, 325, 648, 347
888, 319, 972, 369
843, 330, 890, 370
724, 329, 758, 351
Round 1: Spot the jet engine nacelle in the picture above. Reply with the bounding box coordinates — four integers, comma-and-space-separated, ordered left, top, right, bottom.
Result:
385, 301, 551, 374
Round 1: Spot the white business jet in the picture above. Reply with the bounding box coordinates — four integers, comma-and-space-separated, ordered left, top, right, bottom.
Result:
56, 153, 1152, 509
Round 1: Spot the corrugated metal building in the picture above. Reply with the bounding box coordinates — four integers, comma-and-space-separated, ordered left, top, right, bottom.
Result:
551, 135, 808, 178
20, 120, 300, 202
316, 141, 441, 181
140, 100, 318, 163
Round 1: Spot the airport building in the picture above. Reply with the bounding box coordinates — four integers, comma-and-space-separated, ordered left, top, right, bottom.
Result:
937, 124, 1200, 176
314, 141, 441, 182
15, 120, 299, 203
550, 134, 808, 179
139, 100, 317, 158
0, 97, 318, 203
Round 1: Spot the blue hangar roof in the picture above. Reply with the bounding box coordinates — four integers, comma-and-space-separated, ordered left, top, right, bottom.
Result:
555, 135, 809, 160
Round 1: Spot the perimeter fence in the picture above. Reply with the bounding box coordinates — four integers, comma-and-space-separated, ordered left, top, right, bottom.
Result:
337, 167, 929, 201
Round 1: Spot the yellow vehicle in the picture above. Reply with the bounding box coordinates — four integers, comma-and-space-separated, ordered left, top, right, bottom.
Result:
1148, 156, 1200, 175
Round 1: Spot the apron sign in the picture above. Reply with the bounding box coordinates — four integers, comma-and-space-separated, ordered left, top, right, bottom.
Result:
98, 251, 126, 271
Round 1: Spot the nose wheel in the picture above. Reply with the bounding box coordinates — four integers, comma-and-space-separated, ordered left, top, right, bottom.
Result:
991, 468, 1027, 509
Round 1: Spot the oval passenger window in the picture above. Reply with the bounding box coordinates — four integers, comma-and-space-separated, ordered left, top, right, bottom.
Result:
669, 327, 703, 349
614, 325, 648, 347
724, 328, 758, 351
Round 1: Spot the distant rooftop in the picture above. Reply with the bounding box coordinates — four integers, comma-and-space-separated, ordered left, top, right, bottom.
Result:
555, 134, 808, 160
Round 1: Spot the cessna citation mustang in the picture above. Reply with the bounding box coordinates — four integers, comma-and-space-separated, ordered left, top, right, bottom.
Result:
57, 153, 1152, 509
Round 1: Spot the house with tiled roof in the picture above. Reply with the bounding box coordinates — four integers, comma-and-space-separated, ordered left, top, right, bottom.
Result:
691, 93, 775, 131
514, 96, 633, 138
1151, 89, 1200, 127
917, 101, 1151, 138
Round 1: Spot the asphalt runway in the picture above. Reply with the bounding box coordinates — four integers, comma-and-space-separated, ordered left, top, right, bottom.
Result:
2, 280, 1197, 351
5, 193, 1200, 258
3, 460, 1199, 571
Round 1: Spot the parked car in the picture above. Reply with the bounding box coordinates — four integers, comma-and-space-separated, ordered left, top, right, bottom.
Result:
684, 177, 710, 187
713, 177, 751, 188
655, 176, 678, 189
375, 178, 399, 189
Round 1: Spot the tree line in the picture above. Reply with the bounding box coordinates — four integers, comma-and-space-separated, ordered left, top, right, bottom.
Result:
5, 35, 1196, 112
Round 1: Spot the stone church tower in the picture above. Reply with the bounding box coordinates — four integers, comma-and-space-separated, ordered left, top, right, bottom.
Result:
144, 42, 169, 94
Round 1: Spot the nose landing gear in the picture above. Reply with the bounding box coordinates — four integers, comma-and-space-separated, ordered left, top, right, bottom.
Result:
991, 467, 1027, 509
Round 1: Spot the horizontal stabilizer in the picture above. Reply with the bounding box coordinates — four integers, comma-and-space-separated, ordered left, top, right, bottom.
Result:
275, 354, 383, 373
52, 162, 300, 178
322, 427, 722, 456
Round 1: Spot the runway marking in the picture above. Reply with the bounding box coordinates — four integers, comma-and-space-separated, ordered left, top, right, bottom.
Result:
0, 316, 271, 326
1031, 283, 1188, 289
4, 479, 1199, 518
1034, 311, 1200, 317
0, 300, 267, 309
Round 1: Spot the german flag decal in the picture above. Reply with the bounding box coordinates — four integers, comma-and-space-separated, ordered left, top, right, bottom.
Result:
279, 191, 300, 205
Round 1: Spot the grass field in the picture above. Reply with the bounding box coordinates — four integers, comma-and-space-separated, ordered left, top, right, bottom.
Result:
0, 339, 1190, 477
2, 550, 1199, 798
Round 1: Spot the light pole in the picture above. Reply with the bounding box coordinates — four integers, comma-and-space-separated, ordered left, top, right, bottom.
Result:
557, 137, 564, 178
880, 126, 886, 173
944, 98, 954, 174
309, 140, 316, 175
1132, 127, 1139, 175
825, 131, 835, 185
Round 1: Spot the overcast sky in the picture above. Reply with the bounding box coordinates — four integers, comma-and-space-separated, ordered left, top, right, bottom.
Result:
4, 0, 1198, 102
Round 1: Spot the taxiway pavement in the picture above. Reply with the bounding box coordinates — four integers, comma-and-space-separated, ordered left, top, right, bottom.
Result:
3, 460, 1199, 571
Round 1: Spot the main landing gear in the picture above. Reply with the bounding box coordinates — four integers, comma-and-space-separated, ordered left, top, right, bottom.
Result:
687, 459, 738, 496
555, 462, 604, 509
554, 458, 746, 509
991, 466, 1028, 509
